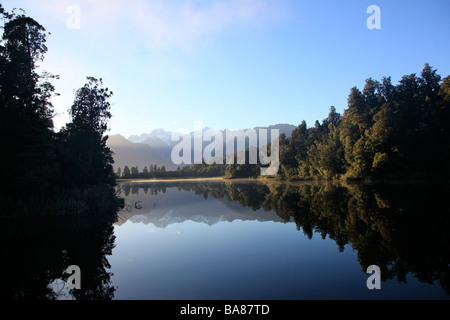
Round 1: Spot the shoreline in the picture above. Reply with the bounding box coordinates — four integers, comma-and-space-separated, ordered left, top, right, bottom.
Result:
116, 176, 450, 185
116, 177, 228, 183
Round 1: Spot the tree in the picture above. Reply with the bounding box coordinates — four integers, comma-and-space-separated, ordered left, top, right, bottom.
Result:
56, 77, 115, 188
277, 64, 450, 180
0, 12, 57, 193
323, 106, 341, 128
438, 76, 450, 171
131, 166, 139, 177
123, 166, 131, 178
115, 167, 122, 178
314, 125, 345, 179
0, 8, 122, 217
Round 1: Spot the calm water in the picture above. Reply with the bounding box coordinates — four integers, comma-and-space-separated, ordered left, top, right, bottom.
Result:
2, 180, 450, 299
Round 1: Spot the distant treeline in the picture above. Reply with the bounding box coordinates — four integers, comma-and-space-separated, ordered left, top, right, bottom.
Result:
0, 7, 120, 216
118, 64, 450, 181
116, 163, 227, 179
116, 150, 262, 179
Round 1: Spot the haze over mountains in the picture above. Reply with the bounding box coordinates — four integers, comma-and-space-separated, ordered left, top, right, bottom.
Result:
106, 124, 296, 171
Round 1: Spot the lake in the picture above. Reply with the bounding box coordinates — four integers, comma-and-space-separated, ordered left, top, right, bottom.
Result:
2, 180, 450, 300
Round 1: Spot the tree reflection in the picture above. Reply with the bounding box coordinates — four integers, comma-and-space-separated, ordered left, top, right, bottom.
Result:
1, 210, 118, 300
4, 180, 449, 299
138, 180, 450, 295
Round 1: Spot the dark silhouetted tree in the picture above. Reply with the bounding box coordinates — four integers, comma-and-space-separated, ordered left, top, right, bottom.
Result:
0, 12, 57, 193
123, 165, 131, 178
56, 77, 115, 188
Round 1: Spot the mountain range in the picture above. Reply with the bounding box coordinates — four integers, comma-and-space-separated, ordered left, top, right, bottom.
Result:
106, 124, 296, 171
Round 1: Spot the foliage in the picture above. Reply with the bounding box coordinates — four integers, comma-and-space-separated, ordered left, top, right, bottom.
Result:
117, 162, 226, 179
0, 10, 57, 193
0, 8, 120, 217
279, 65, 450, 180
118, 64, 450, 182
56, 77, 115, 188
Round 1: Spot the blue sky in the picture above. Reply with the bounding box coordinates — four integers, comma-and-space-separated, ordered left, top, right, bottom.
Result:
3, 0, 450, 137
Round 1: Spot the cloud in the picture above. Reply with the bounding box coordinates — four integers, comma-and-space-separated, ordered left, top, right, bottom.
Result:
131, 0, 269, 49
37, 0, 284, 50
13, 0, 287, 136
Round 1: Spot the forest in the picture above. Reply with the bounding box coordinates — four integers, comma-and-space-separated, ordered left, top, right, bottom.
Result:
0, 6, 120, 217
116, 63, 450, 181
277, 64, 450, 180
2, 4, 450, 219
117, 163, 227, 180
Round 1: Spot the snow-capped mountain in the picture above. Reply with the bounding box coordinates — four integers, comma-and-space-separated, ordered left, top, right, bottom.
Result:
107, 124, 296, 171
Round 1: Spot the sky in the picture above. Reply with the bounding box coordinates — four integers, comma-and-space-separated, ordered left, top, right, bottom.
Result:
3, 0, 450, 137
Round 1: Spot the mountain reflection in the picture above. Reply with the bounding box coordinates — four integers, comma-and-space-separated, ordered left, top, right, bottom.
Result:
118, 180, 450, 295
2, 180, 450, 299
115, 181, 283, 227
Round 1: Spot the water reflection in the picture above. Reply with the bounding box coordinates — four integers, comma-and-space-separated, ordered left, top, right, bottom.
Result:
117, 180, 450, 295
2, 180, 450, 299
1, 211, 118, 299
116, 181, 283, 228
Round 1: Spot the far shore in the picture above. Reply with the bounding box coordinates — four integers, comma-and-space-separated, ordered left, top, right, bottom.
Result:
116, 177, 228, 183
116, 176, 342, 184
115, 176, 450, 185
